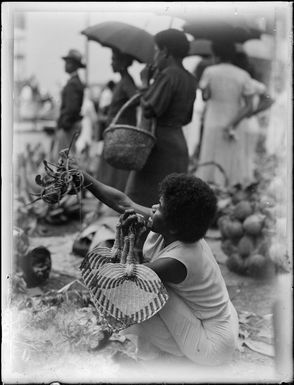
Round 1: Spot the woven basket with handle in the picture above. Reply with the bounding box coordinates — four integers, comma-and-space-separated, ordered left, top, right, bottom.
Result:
103, 93, 156, 171
80, 223, 123, 288
80, 215, 168, 331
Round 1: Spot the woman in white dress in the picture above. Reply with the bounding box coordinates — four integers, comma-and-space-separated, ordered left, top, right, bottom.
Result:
265, 66, 288, 156
197, 42, 259, 187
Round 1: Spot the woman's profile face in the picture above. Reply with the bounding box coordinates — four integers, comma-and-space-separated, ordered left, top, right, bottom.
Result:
111, 51, 121, 73
111, 50, 131, 73
153, 44, 167, 71
148, 196, 169, 235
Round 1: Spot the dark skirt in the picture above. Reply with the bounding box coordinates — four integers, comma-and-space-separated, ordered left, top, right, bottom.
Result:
125, 125, 189, 207
97, 151, 130, 192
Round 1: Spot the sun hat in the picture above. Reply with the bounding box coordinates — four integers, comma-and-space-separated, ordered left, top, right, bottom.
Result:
62, 49, 86, 68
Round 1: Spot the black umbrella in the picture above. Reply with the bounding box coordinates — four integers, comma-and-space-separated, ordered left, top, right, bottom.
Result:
183, 18, 262, 43
188, 39, 213, 57
81, 21, 155, 64
188, 39, 244, 57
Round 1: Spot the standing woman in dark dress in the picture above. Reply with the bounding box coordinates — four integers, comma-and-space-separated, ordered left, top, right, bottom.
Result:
97, 49, 138, 192
125, 29, 197, 207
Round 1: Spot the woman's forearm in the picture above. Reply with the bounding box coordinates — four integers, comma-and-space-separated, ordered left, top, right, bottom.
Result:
82, 172, 131, 213
82, 172, 151, 217
229, 105, 252, 128
247, 95, 275, 118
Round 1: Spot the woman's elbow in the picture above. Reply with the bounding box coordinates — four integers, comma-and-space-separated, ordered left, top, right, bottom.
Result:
201, 89, 210, 101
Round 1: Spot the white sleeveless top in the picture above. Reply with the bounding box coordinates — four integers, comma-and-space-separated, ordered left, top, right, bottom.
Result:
143, 232, 230, 320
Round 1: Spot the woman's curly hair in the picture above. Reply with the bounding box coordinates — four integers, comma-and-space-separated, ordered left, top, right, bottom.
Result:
154, 29, 190, 59
159, 174, 217, 242
212, 40, 236, 63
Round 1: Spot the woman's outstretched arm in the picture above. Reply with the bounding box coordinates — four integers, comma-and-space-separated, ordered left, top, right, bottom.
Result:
82, 171, 152, 219
57, 150, 152, 218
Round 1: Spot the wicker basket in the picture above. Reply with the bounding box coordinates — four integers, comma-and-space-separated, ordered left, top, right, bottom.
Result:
80, 216, 169, 331
103, 93, 156, 171
80, 224, 122, 287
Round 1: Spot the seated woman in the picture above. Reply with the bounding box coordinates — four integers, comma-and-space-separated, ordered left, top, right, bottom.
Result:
60, 151, 239, 365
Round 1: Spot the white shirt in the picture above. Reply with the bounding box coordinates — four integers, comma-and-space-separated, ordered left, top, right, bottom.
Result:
143, 232, 230, 320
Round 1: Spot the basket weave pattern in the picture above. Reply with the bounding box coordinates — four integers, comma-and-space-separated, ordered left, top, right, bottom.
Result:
104, 125, 156, 170
103, 93, 156, 171
80, 217, 169, 331
90, 262, 168, 324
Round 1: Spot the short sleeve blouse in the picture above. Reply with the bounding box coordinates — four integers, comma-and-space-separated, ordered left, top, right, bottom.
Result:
141, 66, 197, 127
199, 64, 259, 100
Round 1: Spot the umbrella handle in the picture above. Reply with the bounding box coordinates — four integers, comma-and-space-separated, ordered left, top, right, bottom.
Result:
110, 93, 141, 126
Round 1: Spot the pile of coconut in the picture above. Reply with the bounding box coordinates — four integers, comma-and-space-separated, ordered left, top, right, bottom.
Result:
218, 175, 290, 278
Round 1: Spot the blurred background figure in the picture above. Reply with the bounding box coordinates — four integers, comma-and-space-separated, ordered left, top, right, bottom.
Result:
233, 51, 274, 170
76, 86, 98, 156
18, 75, 42, 121
125, 29, 197, 207
233, 51, 255, 78
97, 80, 116, 141
97, 49, 138, 193
196, 40, 270, 187
265, 62, 288, 156
90, 84, 102, 115
187, 53, 216, 162
51, 49, 86, 160
194, 54, 216, 88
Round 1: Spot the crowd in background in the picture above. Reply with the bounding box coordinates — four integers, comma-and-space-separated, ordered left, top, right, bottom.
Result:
15, 28, 287, 205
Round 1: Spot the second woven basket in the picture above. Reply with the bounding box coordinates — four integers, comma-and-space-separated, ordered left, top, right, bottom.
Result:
103, 93, 156, 171
80, 217, 169, 331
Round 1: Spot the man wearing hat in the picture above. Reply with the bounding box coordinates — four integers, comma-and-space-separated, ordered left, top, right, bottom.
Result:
51, 49, 86, 159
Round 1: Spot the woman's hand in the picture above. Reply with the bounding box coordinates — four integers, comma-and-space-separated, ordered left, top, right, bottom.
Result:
58, 148, 80, 170
120, 209, 147, 236
223, 126, 237, 141
140, 64, 155, 88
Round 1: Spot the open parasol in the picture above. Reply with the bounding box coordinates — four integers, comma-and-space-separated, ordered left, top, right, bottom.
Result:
184, 19, 262, 43
188, 39, 244, 57
188, 39, 213, 57
81, 21, 155, 64
181, 9, 263, 43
